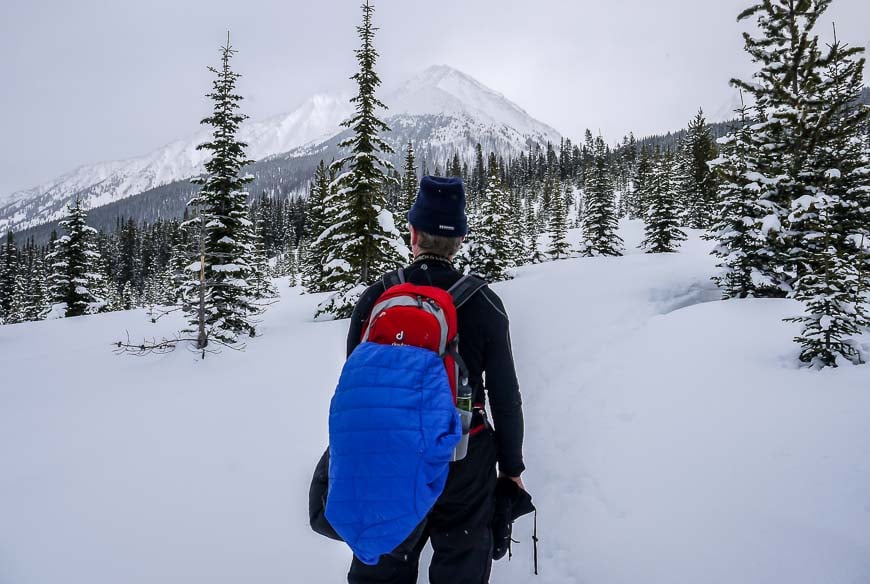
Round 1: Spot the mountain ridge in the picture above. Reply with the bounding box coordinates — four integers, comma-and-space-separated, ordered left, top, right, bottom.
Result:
0, 65, 561, 238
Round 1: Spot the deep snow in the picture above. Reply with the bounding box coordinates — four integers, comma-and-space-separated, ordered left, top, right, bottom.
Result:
1, 221, 869, 584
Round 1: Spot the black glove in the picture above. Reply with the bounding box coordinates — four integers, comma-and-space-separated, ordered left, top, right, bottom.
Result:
492, 477, 535, 560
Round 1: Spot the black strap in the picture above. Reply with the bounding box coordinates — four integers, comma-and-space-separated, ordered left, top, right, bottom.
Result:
382, 268, 405, 290
447, 274, 488, 309
445, 341, 470, 382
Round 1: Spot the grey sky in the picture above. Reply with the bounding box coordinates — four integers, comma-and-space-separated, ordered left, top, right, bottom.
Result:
1, 0, 868, 195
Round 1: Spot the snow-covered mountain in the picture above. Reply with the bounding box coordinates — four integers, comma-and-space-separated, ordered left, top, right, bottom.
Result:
0, 93, 353, 233
0, 66, 560, 237
387, 65, 558, 143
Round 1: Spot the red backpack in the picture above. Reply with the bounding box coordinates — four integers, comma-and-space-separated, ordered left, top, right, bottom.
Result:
359, 268, 487, 460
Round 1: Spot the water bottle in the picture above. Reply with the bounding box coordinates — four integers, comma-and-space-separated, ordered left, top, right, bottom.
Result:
453, 377, 473, 461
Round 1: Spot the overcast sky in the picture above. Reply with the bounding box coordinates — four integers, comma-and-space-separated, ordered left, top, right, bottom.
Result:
1, 0, 868, 195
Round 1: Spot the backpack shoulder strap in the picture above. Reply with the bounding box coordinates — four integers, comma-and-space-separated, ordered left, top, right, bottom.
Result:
447, 274, 488, 309
382, 268, 406, 290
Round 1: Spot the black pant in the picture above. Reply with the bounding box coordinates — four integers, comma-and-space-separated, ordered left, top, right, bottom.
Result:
348, 428, 498, 584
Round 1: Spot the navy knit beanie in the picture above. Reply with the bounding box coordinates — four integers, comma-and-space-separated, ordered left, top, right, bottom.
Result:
407, 176, 468, 237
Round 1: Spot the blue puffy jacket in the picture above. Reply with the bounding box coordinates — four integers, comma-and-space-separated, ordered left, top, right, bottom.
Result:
325, 342, 462, 565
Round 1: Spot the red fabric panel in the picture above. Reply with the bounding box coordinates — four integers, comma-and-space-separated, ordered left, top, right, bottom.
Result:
362, 283, 460, 400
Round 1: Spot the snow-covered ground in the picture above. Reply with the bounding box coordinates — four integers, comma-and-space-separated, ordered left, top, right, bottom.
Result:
2, 221, 869, 584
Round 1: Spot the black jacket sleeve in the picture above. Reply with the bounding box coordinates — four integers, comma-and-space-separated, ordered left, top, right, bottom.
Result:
308, 448, 342, 541
480, 288, 525, 477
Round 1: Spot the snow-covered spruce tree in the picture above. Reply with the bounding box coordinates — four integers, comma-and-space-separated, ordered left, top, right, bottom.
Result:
523, 196, 546, 264
317, 1, 408, 319
8, 264, 26, 324
44, 198, 104, 318
731, 0, 833, 296
815, 32, 870, 308
630, 145, 654, 220
681, 109, 720, 229
400, 141, 418, 245
0, 231, 17, 323
538, 166, 555, 226
581, 136, 624, 257
785, 179, 864, 367
462, 155, 515, 281
249, 214, 276, 300
183, 35, 261, 348
301, 160, 332, 293
285, 243, 299, 286
547, 173, 572, 260
509, 189, 528, 265
707, 100, 775, 299
92, 251, 117, 311
168, 226, 192, 306
18, 243, 47, 322
641, 150, 687, 253
785, 32, 870, 367
471, 143, 486, 201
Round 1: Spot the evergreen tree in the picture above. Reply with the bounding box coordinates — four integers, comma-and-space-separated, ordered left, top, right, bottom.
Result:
630, 145, 654, 220
786, 176, 865, 367
91, 252, 116, 311
462, 155, 514, 281
786, 31, 870, 367
681, 109, 720, 229
581, 136, 624, 256
523, 196, 546, 264
400, 141, 418, 244
641, 150, 687, 253
539, 166, 555, 224
183, 34, 261, 347
508, 189, 527, 265
708, 100, 774, 298
318, 1, 409, 319
0, 231, 16, 322
301, 160, 332, 293
471, 143, 486, 199
120, 281, 137, 310
285, 243, 299, 287
168, 226, 192, 306
44, 198, 104, 318
8, 266, 27, 324
19, 244, 47, 322
546, 175, 572, 260
250, 218, 276, 300
447, 152, 462, 178
731, 0, 833, 296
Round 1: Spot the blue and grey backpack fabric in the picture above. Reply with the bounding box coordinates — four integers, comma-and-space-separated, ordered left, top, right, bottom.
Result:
325, 341, 462, 565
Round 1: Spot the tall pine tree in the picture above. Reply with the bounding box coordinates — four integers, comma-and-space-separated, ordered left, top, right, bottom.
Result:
0, 231, 16, 323
547, 172, 572, 260
731, 0, 833, 296
183, 34, 261, 348
317, 1, 408, 319
708, 99, 774, 298
641, 150, 687, 253
462, 155, 515, 281
301, 160, 333, 293
681, 109, 720, 229
399, 141, 418, 245
786, 30, 870, 367
44, 198, 104, 318
581, 136, 624, 257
